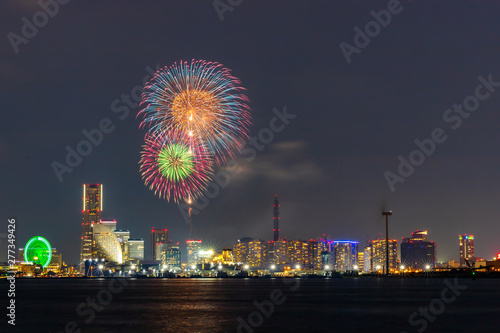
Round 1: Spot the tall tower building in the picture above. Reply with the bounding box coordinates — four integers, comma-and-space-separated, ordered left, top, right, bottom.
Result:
273, 195, 280, 241
80, 184, 102, 264
459, 234, 474, 267
151, 228, 169, 260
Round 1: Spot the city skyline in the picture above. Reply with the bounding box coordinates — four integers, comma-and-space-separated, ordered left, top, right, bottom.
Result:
13, 183, 496, 267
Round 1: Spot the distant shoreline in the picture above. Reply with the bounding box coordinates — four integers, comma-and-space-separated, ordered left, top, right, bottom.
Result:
4, 271, 498, 279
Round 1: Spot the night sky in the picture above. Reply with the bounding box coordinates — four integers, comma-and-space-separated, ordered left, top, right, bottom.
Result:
2, 1, 500, 264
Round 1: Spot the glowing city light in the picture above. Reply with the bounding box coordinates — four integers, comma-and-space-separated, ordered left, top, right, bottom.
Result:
270, 265, 276, 270
353, 265, 358, 270
425, 265, 431, 270
400, 265, 405, 270
295, 264, 301, 270
325, 265, 330, 270
98, 264, 103, 269
244, 265, 249, 270
24, 236, 52, 268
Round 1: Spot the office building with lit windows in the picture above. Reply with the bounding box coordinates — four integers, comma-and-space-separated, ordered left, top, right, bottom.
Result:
367, 239, 398, 273
161, 246, 181, 270
91, 223, 123, 263
459, 234, 474, 267
307, 239, 326, 269
357, 252, 364, 271
363, 245, 372, 273
233, 237, 252, 263
151, 228, 169, 260
80, 184, 102, 264
287, 240, 308, 266
401, 230, 436, 270
128, 238, 144, 261
333, 241, 358, 271
248, 239, 268, 268
186, 240, 202, 266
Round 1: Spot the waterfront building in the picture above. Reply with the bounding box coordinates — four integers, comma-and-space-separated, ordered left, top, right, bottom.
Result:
91, 223, 123, 263
186, 239, 202, 266
128, 238, 145, 261
233, 237, 252, 263
152, 228, 169, 260
368, 239, 398, 273
401, 230, 437, 269
333, 241, 358, 271
459, 234, 474, 267
114, 230, 130, 262
248, 239, 268, 268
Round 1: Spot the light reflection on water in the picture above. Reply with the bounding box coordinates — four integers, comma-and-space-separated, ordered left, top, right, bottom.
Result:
6, 278, 498, 333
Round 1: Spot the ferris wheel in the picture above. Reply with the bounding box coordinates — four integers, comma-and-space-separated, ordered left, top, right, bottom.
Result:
24, 236, 52, 268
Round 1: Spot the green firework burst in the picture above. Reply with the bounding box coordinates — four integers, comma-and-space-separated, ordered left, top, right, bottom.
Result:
157, 143, 194, 182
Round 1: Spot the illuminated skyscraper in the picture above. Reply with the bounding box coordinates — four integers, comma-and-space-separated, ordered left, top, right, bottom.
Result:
401, 230, 436, 270
357, 252, 364, 271
273, 195, 280, 241
368, 239, 398, 273
306, 239, 327, 269
186, 240, 202, 266
233, 237, 252, 263
459, 234, 474, 267
273, 239, 288, 266
333, 241, 358, 271
363, 245, 372, 273
248, 239, 268, 268
80, 184, 102, 264
151, 228, 169, 260
287, 240, 308, 265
